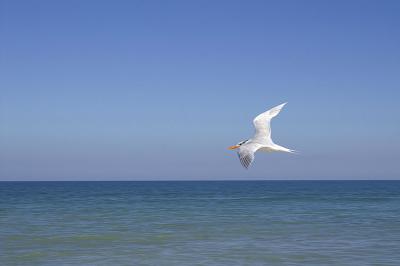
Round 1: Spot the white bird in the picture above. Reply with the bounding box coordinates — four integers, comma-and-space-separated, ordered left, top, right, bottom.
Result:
228, 103, 295, 169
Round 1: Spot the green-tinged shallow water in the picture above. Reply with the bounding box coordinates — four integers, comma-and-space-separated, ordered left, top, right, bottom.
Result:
1, 181, 400, 265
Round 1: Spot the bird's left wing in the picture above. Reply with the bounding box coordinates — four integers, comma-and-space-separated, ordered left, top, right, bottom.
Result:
237, 144, 259, 169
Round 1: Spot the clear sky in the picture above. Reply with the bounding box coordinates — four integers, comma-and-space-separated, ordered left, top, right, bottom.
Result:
1, 0, 399, 180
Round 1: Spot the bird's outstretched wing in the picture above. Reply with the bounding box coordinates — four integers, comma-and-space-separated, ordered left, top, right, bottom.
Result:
252, 102, 287, 143
237, 144, 258, 169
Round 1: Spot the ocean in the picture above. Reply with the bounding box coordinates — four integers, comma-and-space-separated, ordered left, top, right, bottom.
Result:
1, 181, 400, 265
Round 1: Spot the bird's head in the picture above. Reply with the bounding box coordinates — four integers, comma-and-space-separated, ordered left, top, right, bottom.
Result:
228, 140, 249, 150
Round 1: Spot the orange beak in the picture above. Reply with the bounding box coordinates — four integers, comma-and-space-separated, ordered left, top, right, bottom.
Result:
228, 145, 240, 150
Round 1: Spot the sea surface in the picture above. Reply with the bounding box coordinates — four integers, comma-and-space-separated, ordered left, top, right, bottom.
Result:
1, 181, 400, 266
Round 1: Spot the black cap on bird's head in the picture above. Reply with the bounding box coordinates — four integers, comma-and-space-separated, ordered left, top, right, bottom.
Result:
228, 139, 249, 150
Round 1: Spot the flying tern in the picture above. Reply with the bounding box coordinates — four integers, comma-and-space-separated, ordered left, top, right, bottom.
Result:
228, 103, 295, 169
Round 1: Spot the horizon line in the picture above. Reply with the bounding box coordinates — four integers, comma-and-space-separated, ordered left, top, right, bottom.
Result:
1, 179, 399, 182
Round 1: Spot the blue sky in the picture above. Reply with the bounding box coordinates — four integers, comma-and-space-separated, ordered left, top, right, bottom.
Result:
1, 0, 399, 180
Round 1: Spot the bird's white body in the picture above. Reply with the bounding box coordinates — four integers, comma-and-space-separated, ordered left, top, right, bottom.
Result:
230, 103, 294, 169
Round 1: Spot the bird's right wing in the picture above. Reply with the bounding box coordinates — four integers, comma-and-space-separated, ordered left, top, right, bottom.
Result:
252, 102, 287, 143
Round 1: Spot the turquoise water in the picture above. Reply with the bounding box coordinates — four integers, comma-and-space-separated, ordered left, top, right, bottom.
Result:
1, 181, 400, 265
